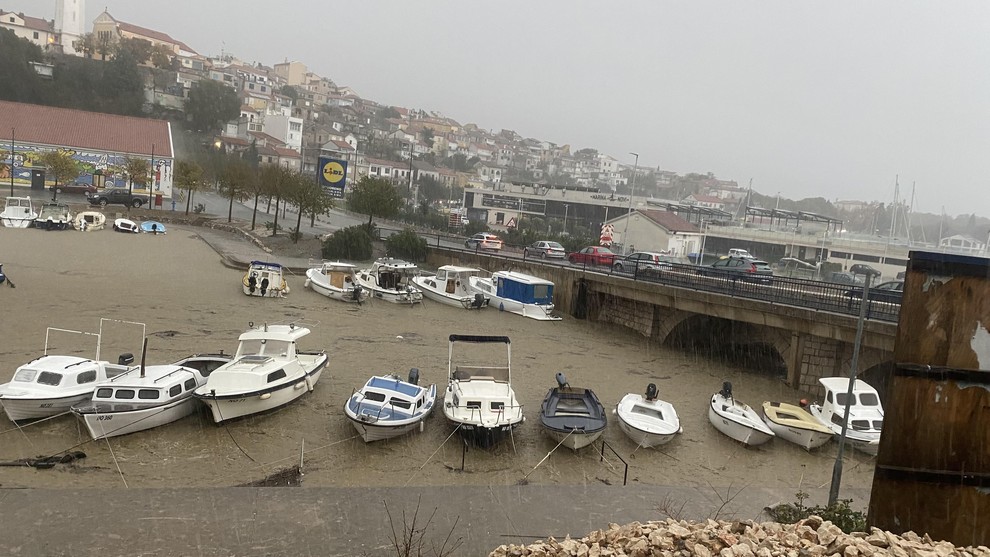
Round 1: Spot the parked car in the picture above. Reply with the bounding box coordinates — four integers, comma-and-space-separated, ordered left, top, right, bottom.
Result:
464, 232, 503, 251
50, 182, 98, 195
698, 256, 774, 284
612, 252, 677, 274
728, 248, 757, 260
87, 188, 147, 208
524, 240, 566, 259
844, 280, 904, 305
567, 246, 618, 266
827, 271, 866, 286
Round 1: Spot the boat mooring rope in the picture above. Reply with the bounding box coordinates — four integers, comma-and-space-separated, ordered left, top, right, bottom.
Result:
403, 423, 463, 487
519, 428, 576, 484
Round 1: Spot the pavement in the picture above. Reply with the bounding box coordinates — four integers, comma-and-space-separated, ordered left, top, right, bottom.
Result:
0, 484, 870, 556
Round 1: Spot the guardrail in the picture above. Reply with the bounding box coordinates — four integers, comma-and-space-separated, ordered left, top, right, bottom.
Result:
375, 226, 901, 323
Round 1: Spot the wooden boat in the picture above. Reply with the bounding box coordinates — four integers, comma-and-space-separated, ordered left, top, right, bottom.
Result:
192, 322, 327, 423
442, 334, 524, 448
615, 383, 682, 448
243, 261, 290, 297
708, 382, 775, 446
808, 377, 883, 456
73, 211, 106, 231
304, 261, 368, 303
761, 401, 832, 450
1, 196, 37, 228
467, 271, 561, 321
34, 202, 72, 230
355, 258, 423, 304
539, 373, 607, 450
344, 370, 437, 442
412, 265, 488, 309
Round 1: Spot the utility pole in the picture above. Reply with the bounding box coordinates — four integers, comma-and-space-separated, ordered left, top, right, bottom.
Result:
9, 128, 14, 196
620, 152, 639, 254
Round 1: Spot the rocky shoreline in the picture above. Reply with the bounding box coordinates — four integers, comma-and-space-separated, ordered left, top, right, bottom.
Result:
490, 517, 990, 557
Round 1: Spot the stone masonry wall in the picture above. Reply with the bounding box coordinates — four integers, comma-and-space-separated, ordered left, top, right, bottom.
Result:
592, 293, 656, 338
798, 336, 844, 398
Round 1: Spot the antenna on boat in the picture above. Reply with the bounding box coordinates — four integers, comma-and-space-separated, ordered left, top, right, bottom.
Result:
139, 337, 148, 378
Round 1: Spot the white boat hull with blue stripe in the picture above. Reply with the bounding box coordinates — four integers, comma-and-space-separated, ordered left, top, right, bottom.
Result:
344, 372, 436, 442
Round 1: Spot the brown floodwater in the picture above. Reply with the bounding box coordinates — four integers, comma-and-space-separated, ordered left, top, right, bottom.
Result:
0, 225, 876, 493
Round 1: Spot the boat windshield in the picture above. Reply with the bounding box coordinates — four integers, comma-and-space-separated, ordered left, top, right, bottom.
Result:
13, 369, 38, 382
239, 339, 292, 357
859, 393, 880, 406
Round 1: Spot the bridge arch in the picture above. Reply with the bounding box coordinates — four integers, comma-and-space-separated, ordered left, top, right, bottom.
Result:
658, 312, 791, 379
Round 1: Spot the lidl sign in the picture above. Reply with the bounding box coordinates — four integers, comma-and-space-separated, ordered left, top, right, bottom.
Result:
318, 157, 348, 198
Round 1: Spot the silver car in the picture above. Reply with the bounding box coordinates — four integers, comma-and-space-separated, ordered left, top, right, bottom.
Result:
524, 240, 566, 259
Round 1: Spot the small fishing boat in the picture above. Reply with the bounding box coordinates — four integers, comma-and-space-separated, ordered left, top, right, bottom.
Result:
192, 322, 328, 423
1, 196, 37, 228
113, 218, 140, 233
761, 401, 833, 451
708, 382, 775, 446
71, 353, 232, 439
73, 211, 106, 231
344, 369, 437, 442
304, 261, 368, 303
442, 334, 524, 448
615, 383, 682, 448
412, 265, 488, 309
539, 372, 607, 450
468, 270, 561, 320
34, 202, 72, 230
808, 377, 883, 456
355, 258, 423, 304
243, 260, 290, 297
140, 221, 166, 234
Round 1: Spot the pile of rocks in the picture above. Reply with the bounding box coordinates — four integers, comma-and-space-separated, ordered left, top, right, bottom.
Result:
489, 517, 990, 557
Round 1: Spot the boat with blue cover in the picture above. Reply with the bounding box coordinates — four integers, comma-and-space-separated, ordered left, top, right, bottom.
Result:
344, 370, 437, 442
467, 270, 561, 321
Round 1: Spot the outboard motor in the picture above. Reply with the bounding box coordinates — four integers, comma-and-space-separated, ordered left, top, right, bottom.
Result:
118, 353, 135, 366
260, 277, 270, 296
247, 273, 258, 294
645, 383, 658, 401
0, 263, 5, 286
407, 367, 420, 386
471, 293, 486, 309
719, 381, 733, 399
555, 372, 569, 389
352, 285, 363, 302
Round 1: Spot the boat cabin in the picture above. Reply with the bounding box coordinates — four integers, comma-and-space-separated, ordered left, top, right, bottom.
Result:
353, 376, 429, 420
2, 196, 35, 218
818, 378, 883, 432
428, 266, 479, 294
246, 261, 285, 290
495, 271, 554, 305
368, 259, 418, 290
88, 365, 202, 412
320, 262, 358, 290
8, 355, 132, 394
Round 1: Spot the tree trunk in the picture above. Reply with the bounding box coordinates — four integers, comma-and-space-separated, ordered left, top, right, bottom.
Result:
272, 196, 280, 236
294, 206, 304, 244
185, 187, 192, 215
227, 190, 234, 223
251, 193, 259, 230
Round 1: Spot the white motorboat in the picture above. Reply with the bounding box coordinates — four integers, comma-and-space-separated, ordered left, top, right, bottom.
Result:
412, 265, 488, 309
615, 383, 683, 448
442, 334, 524, 448
355, 258, 423, 304
113, 218, 139, 233
0, 353, 135, 422
761, 401, 833, 451
708, 382, 775, 446
243, 260, 290, 297
808, 377, 883, 456
468, 271, 561, 321
74, 211, 106, 231
1, 196, 37, 228
344, 369, 437, 442
192, 322, 328, 423
304, 261, 368, 303
34, 202, 72, 230
71, 353, 232, 439
539, 372, 607, 450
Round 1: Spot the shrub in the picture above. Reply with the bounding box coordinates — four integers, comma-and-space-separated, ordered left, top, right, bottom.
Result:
464, 220, 489, 236
765, 491, 867, 533
386, 228, 429, 262
321, 225, 373, 261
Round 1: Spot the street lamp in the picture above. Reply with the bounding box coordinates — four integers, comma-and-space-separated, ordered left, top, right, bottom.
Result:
563, 203, 569, 235
8, 128, 14, 196
621, 152, 639, 254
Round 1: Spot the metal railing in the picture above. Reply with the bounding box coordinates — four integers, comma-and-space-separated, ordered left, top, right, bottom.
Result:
599, 440, 629, 486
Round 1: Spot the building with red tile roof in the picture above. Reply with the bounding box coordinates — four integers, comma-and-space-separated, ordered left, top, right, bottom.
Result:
0, 100, 175, 199
92, 10, 197, 58
0, 10, 56, 50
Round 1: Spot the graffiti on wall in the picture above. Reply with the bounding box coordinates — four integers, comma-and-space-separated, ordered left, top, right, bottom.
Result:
1, 143, 173, 198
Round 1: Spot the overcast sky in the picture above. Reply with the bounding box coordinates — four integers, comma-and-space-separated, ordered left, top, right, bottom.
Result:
7, 0, 989, 216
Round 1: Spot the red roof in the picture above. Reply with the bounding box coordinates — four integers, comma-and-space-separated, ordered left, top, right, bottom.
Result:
247, 131, 286, 147
114, 17, 197, 54
690, 194, 723, 204
1, 11, 52, 32
638, 210, 701, 233
329, 139, 354, 151
0, 100, 172, 158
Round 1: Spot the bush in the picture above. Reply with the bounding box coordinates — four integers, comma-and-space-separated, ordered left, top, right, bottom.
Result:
464, 220, 489, 236
386, 228, 429, 262
321, 225, 373, 261
765, 491, 867, 533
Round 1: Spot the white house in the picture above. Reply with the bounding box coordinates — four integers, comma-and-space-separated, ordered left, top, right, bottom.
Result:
605, 209, 703, 257
1, 10, 56, 50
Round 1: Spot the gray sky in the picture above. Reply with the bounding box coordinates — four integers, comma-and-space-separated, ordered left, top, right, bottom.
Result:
7, 0, 989, 216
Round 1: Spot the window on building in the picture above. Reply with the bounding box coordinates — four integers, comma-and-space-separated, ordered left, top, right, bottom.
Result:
33, 32, 39, 39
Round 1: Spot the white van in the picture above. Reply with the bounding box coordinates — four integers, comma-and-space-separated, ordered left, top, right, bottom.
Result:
728, 248, 756, 259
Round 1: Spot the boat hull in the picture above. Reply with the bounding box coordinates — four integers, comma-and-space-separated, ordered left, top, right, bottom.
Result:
614, 394, 682, 449
763, 418, 833, 450
197, 367, 324, 423
418, 287, 487, 309
808, 405, 880, 455
305, 270, 367, 303
616, 416, 678, 448
75, 397, 198, 439
468, 277, 560, 321
1, 217, 34, 228
708, 399, 774, 446
544, 427, 603, 450
74, 212, 106, 231
0, 392, 92, 421
448, 419, 520, 449
363, 286, 423, 304
347, 417, 425, 442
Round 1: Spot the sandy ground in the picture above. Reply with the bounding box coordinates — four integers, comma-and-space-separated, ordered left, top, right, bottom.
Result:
0, 224, 876, 494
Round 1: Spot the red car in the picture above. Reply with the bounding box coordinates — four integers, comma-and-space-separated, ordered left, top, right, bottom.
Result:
567, 246, 618, 266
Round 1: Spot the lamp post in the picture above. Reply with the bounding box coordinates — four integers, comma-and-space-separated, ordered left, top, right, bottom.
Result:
620, 152, 639, 254
827, 267, 875, 506
564, 203, 569, 235
9, 128, 14, 196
